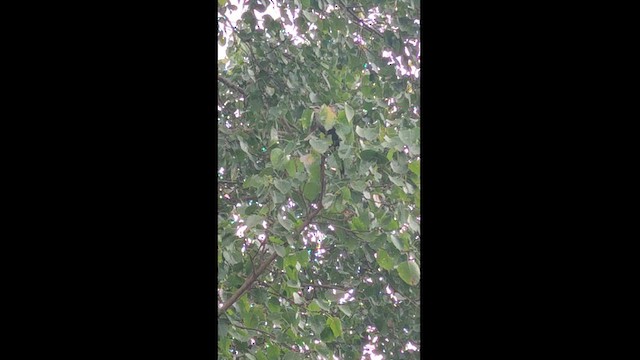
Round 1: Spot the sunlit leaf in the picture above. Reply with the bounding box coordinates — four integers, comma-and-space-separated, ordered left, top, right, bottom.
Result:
344, 103, 354, 122
318, 104, 336, 130
327, 316, 343, 337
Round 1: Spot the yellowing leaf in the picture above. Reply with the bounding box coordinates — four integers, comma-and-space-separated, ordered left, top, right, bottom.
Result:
318, 104, 336, 130
300, 153, 316, 166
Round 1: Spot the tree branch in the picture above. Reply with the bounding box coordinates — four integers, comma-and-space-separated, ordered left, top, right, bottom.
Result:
302, 283, 350, 291
217, 157, 327, 318
340, 2, 384, 39
218, 76, 246, 97
232, 324, 276, 339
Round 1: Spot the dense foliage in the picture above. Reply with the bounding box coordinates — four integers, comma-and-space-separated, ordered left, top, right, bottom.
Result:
218, 0, 420, 358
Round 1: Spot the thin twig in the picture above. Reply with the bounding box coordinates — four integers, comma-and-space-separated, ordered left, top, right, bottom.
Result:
340, 2, 384, 39
218, 76, 246, 97
218, 180, 243, 185
301, 283, 350, 291
232, 324, 276, 339
218, 157, 327, 317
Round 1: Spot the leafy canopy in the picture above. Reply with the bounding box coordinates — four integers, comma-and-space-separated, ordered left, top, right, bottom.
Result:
218, 0, 420, 358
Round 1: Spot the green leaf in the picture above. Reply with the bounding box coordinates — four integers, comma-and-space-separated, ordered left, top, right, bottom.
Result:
376, 248, 394, 270
360, 150, 387, 164
408, 215, 420, 232
243, 308, 260, 328
223, 250, 239, 265
321, 193, 335, 209
303, 180, 320, 201
390, 160, 408, 174
218, 318, 229, 338
274, 244, 286, 257
355, 125, 378, 141
388, 175, 404, 187
383, 218, 399, 231
344, 103, 354, 122
278, 215, 294, 231
334, 122, 351, 142
351, 217, 366, 231
399, 128, 419, 145
349, 180, 366, 192
244, 215, 263, 230
296, 250, 310, 268
397, 260, 421, 286
309, 137, 332, 154
309, 315, 326, 335
270, 148, 285, 169
301, 108, 314, 131
390, 234, 406, 251
337, 144, 353, 159
266, 344, 281, 360
287, 279, 301, 289
320, 326, 335, 342
228, 327, 250, 342
269, 127, 279, 145
302, 10, 318, 23
308, 300, 321, 312
327, 316, 343, 337
340, 187, 351, 202
408, 160, 420, 176
274, 179, 291, 195
285, 158, 298, 177
312, 298, 331, 312
338, 304, 352, 317
238, 137, 252, 156
265, 86, 275, 97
